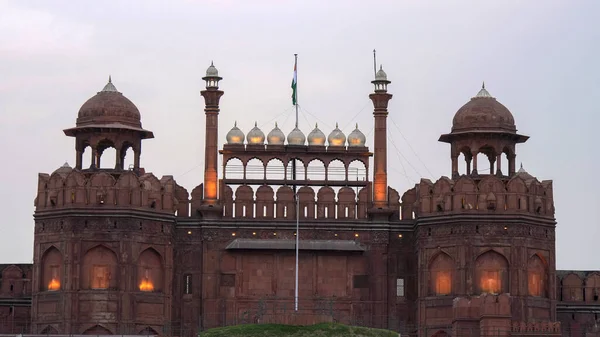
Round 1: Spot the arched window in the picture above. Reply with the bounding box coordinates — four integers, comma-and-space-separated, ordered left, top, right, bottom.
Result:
82, 245, 118, 290
41, 247, 62, 291
430, 253, 453, 296
137, 248, 163, 292
528, 254, 548, 297
475, 250, 509, 294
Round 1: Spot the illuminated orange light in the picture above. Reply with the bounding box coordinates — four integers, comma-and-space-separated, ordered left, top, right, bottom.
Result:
481, 277, 500, 294
204, 179, 217, 200
398, 234, 403, 238
187, 231, 192, 235
139, 268, 154, 292
273, 232, 277, 236
47, 278, 60, 291
252, 232, 256, 236
232, 233, 236, 236
354, 233, 359, 237
139, 279, 154, 292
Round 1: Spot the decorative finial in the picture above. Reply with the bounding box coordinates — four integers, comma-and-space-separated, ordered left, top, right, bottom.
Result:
336, 122, 339, 128
234, 121, 237, 127
275, 122, 278, 127
254, 121, 257, 127
101, 75, 118, 93
380, 65, 383, 70
355, 123, 359, 129
475, 82, 492, 98
315, 123, 318, 128
211, 60, 214, 66
520, 163, 523, 170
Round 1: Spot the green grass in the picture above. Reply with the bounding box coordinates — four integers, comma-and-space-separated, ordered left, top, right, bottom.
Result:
198, 322, 398, 337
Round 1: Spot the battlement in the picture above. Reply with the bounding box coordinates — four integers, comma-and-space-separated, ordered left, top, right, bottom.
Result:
35, 166, 189, 216
401, 173, 554, 220
510, 321, 561, 335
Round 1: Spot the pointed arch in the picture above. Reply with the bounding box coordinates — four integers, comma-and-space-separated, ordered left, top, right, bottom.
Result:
561, 273, 583, 301
82, 324, 113, 335
528, 253, 548, 297
41, 246, 62, 291
137, 248, 163, 292
584, 272, 600, 303
431, 330, 450, 337
82, 244, 119, 290
40, 325, 59, 334
139, 327, 159, 336
429, 251, 453, 296
475, 249, 509, 294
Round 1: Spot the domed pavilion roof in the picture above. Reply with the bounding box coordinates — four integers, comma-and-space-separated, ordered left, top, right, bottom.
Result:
64, 77, 153, 138
439, 83, 527, 144
76, 77, 142, 128
451, 83, 516, 133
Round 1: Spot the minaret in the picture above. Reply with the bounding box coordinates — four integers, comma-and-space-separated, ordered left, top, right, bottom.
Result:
369, 65, 392, 212
200, 62, 223, 209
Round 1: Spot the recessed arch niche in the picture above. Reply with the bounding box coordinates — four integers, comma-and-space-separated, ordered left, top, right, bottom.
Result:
475, 250, 509, 294
528, 254, 548, 297
430, 252, 453, 296
82, 245, 119, 290
41, 247, 62, 291
137, 248, 163, 292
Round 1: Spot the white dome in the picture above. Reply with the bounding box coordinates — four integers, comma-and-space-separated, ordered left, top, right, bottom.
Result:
206, 61, 219, 77
375, 65, 387, 81
246, 122, 265, 144
287, 124, 306, 145
226, 122, 244, 144
267, 123, 285, 145
307, 123, 326, 146
327, 123, 346, 147
347, 123, 366, 147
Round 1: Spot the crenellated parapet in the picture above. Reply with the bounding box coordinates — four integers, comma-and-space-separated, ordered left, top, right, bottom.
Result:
510, 321, 561, 335
402, 172, 554, 219
35, 164, 189, 216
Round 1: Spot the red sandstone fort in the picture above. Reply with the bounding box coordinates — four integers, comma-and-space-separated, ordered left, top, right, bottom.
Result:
0, 64, 598, 337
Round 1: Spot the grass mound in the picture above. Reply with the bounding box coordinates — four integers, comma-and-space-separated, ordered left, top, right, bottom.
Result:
198, 322, 398, 337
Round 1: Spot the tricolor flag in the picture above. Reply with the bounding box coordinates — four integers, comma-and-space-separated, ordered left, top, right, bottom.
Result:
291, 60, 297, 105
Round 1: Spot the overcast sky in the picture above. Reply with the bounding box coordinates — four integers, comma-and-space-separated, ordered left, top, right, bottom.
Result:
0, 0, 598, 270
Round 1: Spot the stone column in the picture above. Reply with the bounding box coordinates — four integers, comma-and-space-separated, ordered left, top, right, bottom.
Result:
200, 86, 224, 205
369, 91, 393, 208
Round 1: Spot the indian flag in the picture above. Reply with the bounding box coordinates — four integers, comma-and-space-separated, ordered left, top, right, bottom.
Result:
291, 61, 297, 105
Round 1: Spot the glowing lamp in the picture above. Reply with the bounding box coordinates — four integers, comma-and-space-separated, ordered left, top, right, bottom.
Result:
139, 279, 154, 292
47, 278, 60, 291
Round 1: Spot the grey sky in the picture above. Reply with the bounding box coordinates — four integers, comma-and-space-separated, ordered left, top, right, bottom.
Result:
0, 0, 597, 269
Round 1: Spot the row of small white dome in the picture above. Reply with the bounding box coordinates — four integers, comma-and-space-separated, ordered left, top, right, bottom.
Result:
226, 122, 367, 147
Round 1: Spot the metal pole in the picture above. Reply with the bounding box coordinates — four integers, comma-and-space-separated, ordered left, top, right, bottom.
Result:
293, 53, 300, 312
295, 53, 299, 126
295, 192, 299, 312
373, 49, 377, 77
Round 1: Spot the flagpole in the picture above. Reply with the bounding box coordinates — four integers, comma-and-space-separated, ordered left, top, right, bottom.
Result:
293, 53, 300, 313
373, 49, 377, 77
